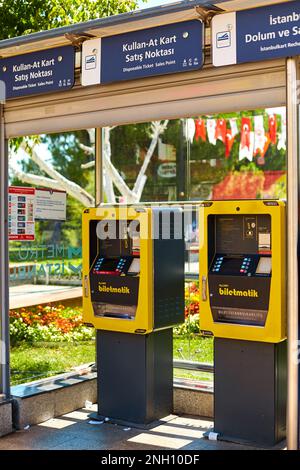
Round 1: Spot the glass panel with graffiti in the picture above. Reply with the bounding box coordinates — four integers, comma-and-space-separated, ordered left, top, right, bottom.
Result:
8, 107, 286, 387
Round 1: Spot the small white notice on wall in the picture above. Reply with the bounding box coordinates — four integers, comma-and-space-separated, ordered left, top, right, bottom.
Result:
35, 189, 67, 221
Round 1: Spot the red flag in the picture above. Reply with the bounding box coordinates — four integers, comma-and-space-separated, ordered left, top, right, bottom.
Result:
268, 115, 277, 145
195, 118, 206, 142
240, 117, 252, 150
215, 118, 227, 143
225, 129, 235, 158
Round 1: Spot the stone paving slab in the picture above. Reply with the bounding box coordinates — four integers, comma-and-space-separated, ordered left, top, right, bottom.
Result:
0, 401, 13, 438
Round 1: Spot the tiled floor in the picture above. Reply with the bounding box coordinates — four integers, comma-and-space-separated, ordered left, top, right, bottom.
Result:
0, 405, 276, 451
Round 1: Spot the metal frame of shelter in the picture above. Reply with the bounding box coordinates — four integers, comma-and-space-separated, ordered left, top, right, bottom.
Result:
0, 0, 298, 450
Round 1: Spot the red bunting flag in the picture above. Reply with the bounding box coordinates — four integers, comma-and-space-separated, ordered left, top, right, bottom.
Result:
192, 115, 276, 163
225, 129, 235, 158
240, 117, 252, 150
263, 133, 271, 157
268, 114, 277, 145
229, 118, 239, 137
257, 133, 271, 165
215, 118, 227, 143
195, 118, 206, 142
207, 119, 217, 145
253, 115, 265, 157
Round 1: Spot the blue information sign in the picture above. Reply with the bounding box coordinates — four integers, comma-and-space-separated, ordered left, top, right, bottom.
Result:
212, 0, 300, 67
237, 0, 300, 63
0, 45, 75, 99
100, 20, 203, 83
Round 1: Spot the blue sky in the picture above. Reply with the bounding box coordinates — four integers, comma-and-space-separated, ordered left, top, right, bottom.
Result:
138, 0, 175, 9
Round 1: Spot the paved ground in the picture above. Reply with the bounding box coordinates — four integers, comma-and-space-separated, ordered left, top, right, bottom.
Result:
9, 284, 81, 309
0, 405, 273, 451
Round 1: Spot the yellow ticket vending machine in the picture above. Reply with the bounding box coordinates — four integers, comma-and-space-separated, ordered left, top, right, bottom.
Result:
199, 200, 286, 446
82, 206, 184, 426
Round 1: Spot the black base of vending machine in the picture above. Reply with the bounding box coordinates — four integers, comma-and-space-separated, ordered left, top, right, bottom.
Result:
95, 328, 173, 428
214, 338, 287, 447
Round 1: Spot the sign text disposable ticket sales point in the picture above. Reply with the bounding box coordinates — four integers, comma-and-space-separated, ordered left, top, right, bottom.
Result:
82, 20, 203, 86
0, 45, 75, 99
213, 0, 300, 67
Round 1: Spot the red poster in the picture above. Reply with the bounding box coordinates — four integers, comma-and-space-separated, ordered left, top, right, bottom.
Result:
8, 187, 35, 241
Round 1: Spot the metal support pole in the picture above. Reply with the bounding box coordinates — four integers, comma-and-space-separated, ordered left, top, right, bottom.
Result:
286, 57, 299, 451
177, 119, 186, 201
93, 128, 102, 372
0, 103, 10, 399
95, 128, 103, 207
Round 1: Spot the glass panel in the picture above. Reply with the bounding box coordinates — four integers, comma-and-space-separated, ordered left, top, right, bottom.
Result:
106, 108, 286, 206
108, 121, 182, 203
8, 108, 286, 386
9, 130, 96, 385
103, 108, 286, 386
186, 108, 286, 202
184, 205, 199, 275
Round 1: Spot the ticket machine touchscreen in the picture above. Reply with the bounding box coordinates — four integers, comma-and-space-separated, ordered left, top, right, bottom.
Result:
89, 220, 140, 319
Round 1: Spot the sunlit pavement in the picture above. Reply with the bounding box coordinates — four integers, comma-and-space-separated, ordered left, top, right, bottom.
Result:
0, 405, 283, 450
9, 284, 81, 309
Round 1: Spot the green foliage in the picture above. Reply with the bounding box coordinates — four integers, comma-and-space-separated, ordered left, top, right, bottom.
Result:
0, 0, 144, 39
110, 123, 152, 168
43, 132, 91, 185
174, 314, 200, 338
41, 131, 94, 244
269, 177, 286, 199
259, 143, 286, 171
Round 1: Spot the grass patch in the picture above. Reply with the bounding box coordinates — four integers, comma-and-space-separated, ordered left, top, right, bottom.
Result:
10, 336, 214, 386
173, 336, 213, 363
173, 336, 214, 382
10, 341, 95, 385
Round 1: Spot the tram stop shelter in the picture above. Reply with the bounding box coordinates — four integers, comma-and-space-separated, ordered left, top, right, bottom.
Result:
0, 0, 298, 451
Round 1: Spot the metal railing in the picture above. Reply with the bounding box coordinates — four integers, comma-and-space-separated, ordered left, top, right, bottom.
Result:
174, 360, 214, 374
